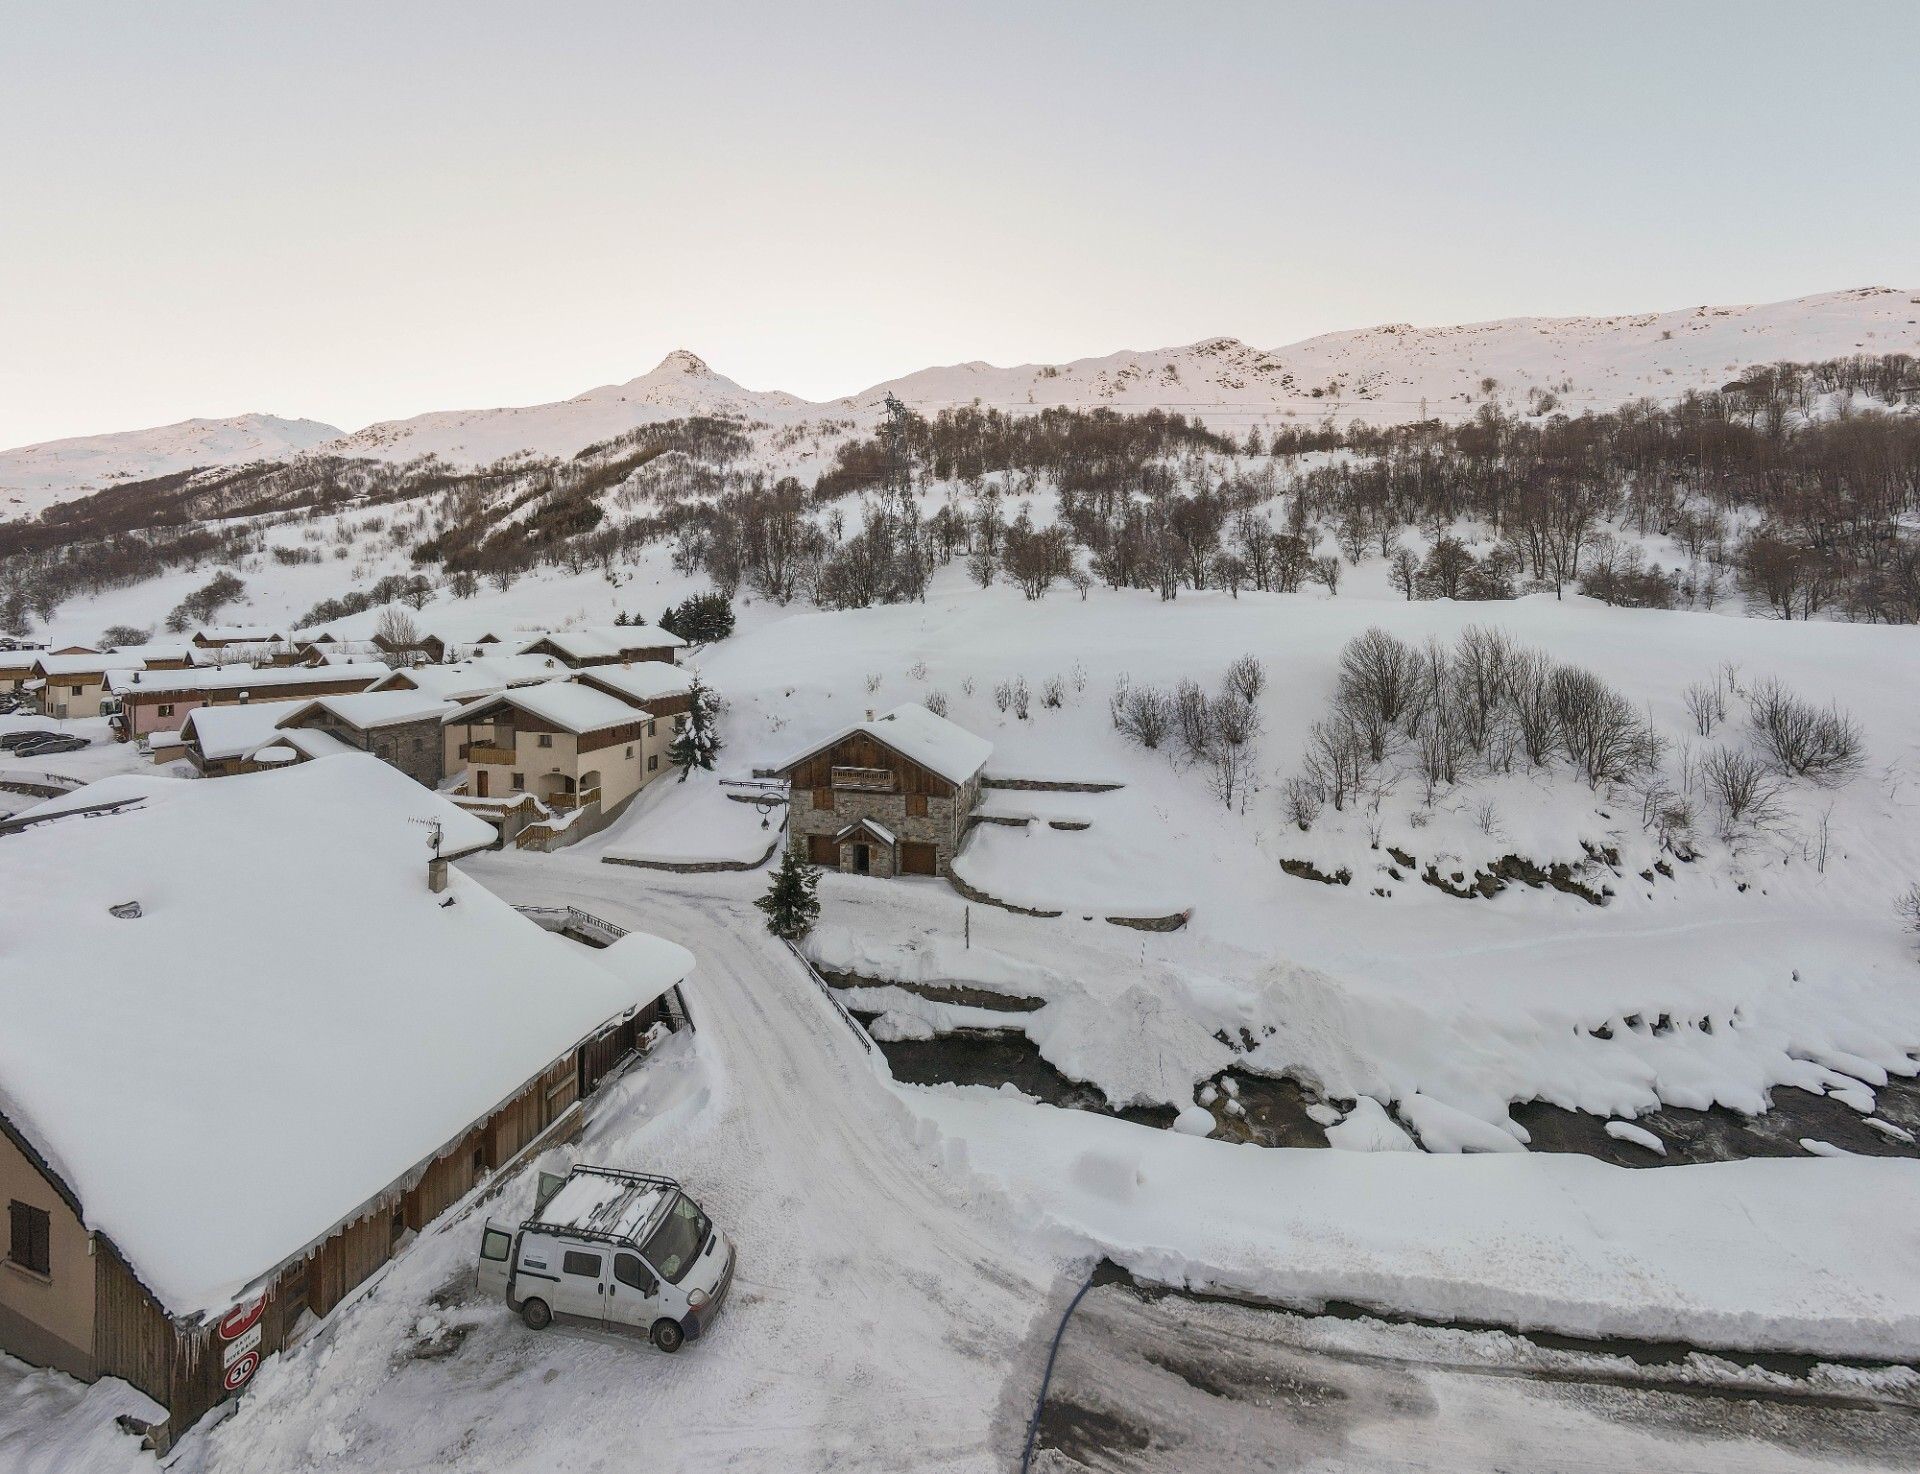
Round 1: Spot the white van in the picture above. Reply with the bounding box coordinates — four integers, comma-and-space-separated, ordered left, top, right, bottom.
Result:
478, 1166, 734, 1352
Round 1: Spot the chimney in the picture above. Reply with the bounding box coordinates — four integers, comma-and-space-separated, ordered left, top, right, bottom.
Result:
865, 708, 874, 722
428, 856, 449, 894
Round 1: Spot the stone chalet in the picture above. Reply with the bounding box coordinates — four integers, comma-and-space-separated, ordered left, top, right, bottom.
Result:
774, 704, 993, 878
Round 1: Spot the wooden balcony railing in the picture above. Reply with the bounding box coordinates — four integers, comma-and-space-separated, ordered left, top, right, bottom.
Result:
549, 787, 601, 812
466, 743, 517, 765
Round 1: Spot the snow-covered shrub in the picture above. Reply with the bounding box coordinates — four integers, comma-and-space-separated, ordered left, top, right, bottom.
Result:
1224, 653, 1265, 706
1684, 679, 1725, 736
907, 660, 928, 682
1113, 683, 1174, 750
924, 689, 949, 718
1283, 775, 1322, 831
1702, 745, 1789, 831
1174, 679, 1212, 761
1040, 674, 1065, 709
1745, 678, 1864, 784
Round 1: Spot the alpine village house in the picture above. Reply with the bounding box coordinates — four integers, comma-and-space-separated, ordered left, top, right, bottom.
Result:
0, 757, 695, 1451
775, 704, 993, 878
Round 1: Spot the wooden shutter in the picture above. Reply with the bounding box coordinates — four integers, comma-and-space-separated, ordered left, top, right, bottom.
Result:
900, 842, 937, 876
9, 1201, 51, 1275
807, 834, 838, 865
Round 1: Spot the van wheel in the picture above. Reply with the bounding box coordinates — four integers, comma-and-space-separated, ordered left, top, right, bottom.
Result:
520, 1298, 552, 1331
651, 1319, 685, 1353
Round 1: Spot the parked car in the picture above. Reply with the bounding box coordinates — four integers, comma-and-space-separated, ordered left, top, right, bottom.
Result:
478, 1166, 734, 1352
13, 734, 88, 756
0, 730, 56, 750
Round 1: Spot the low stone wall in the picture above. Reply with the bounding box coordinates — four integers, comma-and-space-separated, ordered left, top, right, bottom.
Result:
602, 836, 781, 874
948, 872, 1190, 931
981, 776, 1124, 793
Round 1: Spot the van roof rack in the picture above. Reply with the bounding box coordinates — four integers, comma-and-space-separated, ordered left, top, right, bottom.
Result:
517, 1165, 683, 1249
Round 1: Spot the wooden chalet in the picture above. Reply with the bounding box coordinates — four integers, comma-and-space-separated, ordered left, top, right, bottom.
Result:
0, 758, 695, 1451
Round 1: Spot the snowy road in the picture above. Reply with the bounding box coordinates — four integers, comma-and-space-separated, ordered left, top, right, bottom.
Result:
160, 854, 1069, 1473
1034, 1280, 1920, 1473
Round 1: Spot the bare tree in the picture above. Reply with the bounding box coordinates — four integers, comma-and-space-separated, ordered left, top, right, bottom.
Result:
1683, 679, 1724, 737
1702, 745, 1790, 830
1223, 653, 1266, 707
1745, 678, 1865, 783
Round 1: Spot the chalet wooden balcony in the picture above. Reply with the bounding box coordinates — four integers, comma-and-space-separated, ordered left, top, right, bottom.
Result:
465, 743, 518, 765
548, 787, 601, 812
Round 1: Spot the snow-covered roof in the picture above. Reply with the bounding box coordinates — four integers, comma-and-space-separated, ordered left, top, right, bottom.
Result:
577, 662, 697, 707
278, 690, 456, 732
0, 756, 693, 1317
179, 699, 311, 761
779, 703, 993, 787
106, 660, 390, 696
260, 726, 358, 762
373, 653, 567, 703
101, 642, 195, 663
445, 678, 645, 735
515, 625, 687, 660
836, 817, 895, 845
194, 624, 288, 643
33, 651, 145, 678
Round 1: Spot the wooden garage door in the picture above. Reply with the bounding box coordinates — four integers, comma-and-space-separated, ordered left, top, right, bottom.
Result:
807, 834, 838, 866
899, 841, 937, 876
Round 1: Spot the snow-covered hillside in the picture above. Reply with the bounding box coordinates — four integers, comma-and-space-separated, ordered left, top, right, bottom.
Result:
8, 287, 1916, 513
0, 414, 342, 520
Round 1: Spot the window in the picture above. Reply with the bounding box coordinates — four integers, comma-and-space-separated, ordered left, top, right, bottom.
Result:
537, 734, 553, 748
511, 772, 525, 790
562, 1249, 602, 1278
641, 1193, 709, 1284
8, 1201, 50, 1277
614, 1252, 655, 1294
646, 719, 656, 737
625, 745, 634, 758
158, 703, 175, 717
70, 685, 84, 696
646, 754, 658, 772
481, 1228, 512, 1262
907, 794, 928, 817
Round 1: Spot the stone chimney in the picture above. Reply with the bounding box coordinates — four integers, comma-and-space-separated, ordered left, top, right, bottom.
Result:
428, 856, 449, 894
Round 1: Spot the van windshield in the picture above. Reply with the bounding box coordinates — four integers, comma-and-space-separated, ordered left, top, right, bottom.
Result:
642, 1192, 709, 1284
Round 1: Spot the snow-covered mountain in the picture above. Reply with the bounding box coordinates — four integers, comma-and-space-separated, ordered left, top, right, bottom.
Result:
320, 350, 814, 466
0, 414, 342, 520
6, 287, 1916, 513
837, 285, 1920, 425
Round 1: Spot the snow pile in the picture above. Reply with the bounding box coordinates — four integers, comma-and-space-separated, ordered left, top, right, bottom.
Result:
914, 1088, 1920, 1358
1324, 1097, 1418, 1152
590, 770, 781, 867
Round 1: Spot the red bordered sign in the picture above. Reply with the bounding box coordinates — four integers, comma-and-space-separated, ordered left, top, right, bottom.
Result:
217, 1297, 266, 1341
223, 1352, 260, 1392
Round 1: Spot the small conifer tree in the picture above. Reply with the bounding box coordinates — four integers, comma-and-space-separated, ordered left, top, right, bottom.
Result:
668, 677, 723, 781
757, 846, 821, 940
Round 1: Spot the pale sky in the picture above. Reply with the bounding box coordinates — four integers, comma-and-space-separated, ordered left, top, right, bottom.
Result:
2, 0, 1916, 448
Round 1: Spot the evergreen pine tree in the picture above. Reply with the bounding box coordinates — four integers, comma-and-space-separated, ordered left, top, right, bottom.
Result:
614, 610, 629, 625
667, 676, 723, 781
756, 845, 821, 940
